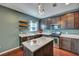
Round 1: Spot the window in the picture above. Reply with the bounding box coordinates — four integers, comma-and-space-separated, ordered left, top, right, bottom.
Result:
29, 21, 38, 31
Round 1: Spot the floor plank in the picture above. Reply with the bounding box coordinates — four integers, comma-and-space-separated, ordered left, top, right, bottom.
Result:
53, 48, 78, 56
1, 47, 79, 56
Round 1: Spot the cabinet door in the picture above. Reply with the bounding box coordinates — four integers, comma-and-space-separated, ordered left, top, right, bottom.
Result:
59, 37, 64, 49
71, 39, 79, 54
41, 19, 47, 25
63, 38, 71, 51
66, 13, 74, 29
51, 18, 56, 24
77, 40, 79, 54
61, 13, 75, 29
60, 15, 67, 29
34, 41, 53, 56
59, 37, 71, 51
55, 17, 61, 25
74, 12, 79, 29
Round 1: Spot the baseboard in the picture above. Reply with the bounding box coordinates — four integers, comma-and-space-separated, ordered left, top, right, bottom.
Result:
0, 46, 21, 55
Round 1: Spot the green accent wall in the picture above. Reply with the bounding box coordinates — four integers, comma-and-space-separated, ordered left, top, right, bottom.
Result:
43, 29, 79, 35
0, 5, 39, 52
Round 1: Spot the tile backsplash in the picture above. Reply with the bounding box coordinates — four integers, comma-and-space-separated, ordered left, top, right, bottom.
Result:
43, 29, 79, 35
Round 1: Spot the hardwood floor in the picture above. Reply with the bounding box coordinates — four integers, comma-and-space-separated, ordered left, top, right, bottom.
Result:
53, 48, 78, 56
1, 47, 79, 56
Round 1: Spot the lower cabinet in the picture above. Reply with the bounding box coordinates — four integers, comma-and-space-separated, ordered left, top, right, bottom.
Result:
23, 41, 53, 56
59, 37, 71, 51
59, 37, 79, 54
19, 34, 42, 46
34, 41, 53, 56
71, 39, 79, 54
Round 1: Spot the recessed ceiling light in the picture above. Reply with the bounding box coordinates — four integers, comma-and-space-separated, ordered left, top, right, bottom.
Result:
65, 3, 70, 5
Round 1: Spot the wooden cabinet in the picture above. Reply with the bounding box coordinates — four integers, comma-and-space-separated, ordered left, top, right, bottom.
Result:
19, 34, 42, 46
51, 18, 56, 24
74, 12, 79, 29
59, 37, 71, 51
60, 13, 74, 29
59, 37, 79, 54
51, 17, 61, 25
42, 17, 61, 25
66, 13, 74, 29
42, 11, 79, 29
33, 41, 53, 56
23, 39, 53, 56
60, 12, 79, 29
60, 14, 67, 29
55, 17, 61, 25
71, 39, 79, 54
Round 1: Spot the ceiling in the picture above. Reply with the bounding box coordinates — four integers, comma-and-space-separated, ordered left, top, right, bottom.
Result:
0, 3, 79, 19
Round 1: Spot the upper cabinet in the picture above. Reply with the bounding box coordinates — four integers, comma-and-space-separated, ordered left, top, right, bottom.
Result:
41, 11, 79, 29
74, 12, 79, 29
61, 13, 75, 29
61, 12, 79, 29
52, 17, 61, 25
60, 14, 67, 29
66, 13, 74, 29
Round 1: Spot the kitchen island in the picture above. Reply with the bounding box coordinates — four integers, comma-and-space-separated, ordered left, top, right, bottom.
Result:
22, 37, 53, 56
19, 33, 52, 45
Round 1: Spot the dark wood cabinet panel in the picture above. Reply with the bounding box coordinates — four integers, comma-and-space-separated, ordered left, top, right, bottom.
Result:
19, 34, 42, 46
59, 37, 71, 51
59, 37, 64, 49
71, 39, 79, 54
60, 15, 67, 29
23, 40, 53, 56
34, 41, 53, 56
66, 13, 74, 29
59, 37, 79, 54
51, 18, 56, 24
60, 12, 79, 29
74, 12, 79, 29
71, 39, 77, 53
42, 17, 61, 25
55, 17, 61, 25
41, 19, 48, 25
60, 13, 75, 29
41, 11, 79, 29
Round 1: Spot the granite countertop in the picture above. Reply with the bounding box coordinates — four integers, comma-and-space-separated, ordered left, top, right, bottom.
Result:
60, 34, 79, 39
19, 33, 52, 37
22, 37, 53, 52
19, 33, 37, 37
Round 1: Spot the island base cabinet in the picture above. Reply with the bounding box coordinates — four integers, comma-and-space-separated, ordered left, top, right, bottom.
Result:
23, 41, 53, 56
71, 39, 79, 54
34, 41, 53, 56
